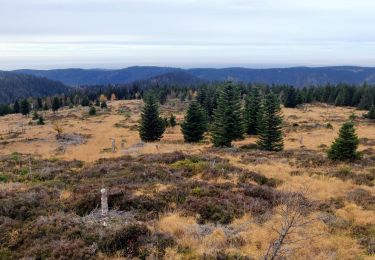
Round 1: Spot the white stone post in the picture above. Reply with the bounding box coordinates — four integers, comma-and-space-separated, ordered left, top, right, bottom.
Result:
101, 188, 108, 216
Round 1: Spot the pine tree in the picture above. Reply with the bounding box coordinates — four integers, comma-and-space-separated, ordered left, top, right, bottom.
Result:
211, 83, 244, 147
181, 101, 208, 142
364, 105, 375, 119
284, 87, 298, 108
257, 93, 284, 151
327, 121, 360, 160
13, 100, 20, 114
244, 87, 261, 135
20, 99, 31, 116
139, 95, 166, 142
89, 106, 96, 116
169, 114, 177, 127
101, 101, 107, 109
52, 97, 61, 112
36, 98, 43, 110
37, 116, 45, 125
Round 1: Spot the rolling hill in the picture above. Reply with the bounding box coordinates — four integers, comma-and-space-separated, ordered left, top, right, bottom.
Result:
14, 66, 375, 87
0, 71, 71, 104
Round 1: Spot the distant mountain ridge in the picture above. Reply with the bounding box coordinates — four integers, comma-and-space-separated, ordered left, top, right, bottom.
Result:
14, 66, 375, 87
0, 71, 70, 104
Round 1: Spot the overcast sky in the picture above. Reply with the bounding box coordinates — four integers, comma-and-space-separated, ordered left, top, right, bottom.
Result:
1, 0, 375, 70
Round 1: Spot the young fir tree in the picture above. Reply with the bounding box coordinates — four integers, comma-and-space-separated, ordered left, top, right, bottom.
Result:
257, 93, 284, 151
364, 104, 375, 119
181, 101, 208, 142
327, 121, 360, 160
284, 87, 298, 108
37, 116, 45, 125
36, 98, 43, 110
244, 87, 261, 135
211, 83, 244, 147
52, 97, 61, 112
101, 101, 107, 109
13, 100, 20, 114
89, 106, 96, 116
169, 114, 177, 127
20, 99, 30, 116
139, 95, 165, 142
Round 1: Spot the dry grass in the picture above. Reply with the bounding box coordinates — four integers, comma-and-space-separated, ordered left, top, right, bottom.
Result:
0, 101, 375, 258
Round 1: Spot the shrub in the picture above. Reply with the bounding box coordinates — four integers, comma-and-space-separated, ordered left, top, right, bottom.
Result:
99, 224, 151, 257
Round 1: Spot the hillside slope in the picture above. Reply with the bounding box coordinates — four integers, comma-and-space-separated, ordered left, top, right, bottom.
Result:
0, 71, 70, 103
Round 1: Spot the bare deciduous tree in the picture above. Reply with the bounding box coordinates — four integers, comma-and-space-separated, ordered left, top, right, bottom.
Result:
264, 191, 318, 260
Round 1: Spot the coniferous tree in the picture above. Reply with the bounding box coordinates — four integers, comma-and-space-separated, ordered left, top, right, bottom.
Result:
52, 97, 61, 112
211, 83, 244, 147
139, 95, 165, 142
13, 100, 20, 114
364, 104, 375, 119
169, 114, 177, 127
327, 120, 360, 160
36, 98, 43, 110
89, 106, 96, 116
101, 101, 107, 109
284, 87, 298, 108
257, 93, 284, 151
244, 87, 261, 135
181, 101, 208, 142
37, 116, 45, 125
20, 99, 30, 116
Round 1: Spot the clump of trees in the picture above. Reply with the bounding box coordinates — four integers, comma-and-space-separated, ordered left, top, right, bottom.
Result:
327, 120, 360, 161
139, 95, 165, 142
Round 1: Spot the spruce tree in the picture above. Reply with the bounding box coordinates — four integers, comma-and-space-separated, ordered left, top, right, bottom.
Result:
139, 95, 165, 142
13, 100, 20, 114
101, 101, 107, 109
364, 105, 375, 119
257, 93, 284, 151
20, 99, 30, 116
181, 101, 208, 142
327, 120, 360, 160
37, 98, 43, 110
52, 97, 61, 112
89, 106, 96, 116
169, 114, 177, 127
211, 83, 244, 147
284, 87, 298, 108
244, 87, 261, 135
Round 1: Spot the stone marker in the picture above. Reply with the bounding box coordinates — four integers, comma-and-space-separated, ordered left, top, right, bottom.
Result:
101, 188, 108, 216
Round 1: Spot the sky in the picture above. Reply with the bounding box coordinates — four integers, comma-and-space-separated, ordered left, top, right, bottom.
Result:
1, 0, 375, 70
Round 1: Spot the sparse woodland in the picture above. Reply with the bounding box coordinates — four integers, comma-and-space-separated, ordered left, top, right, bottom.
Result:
0, 82, 375, 259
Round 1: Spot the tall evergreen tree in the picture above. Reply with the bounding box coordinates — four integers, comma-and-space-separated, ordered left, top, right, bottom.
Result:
13, 100, 20, 114
211, 83, 244, 147
284, 87, 298, 108
327, 120, 360, 160
52, 97, 61, 112
36, 97, 43, 110
20, 99, 31, 116
257, 93, 284, 151
181, 101, 208, 142
244, 87, 261, 135
169, 114, 177, 127
139, 95, 165, 142
364, 104, 375, 119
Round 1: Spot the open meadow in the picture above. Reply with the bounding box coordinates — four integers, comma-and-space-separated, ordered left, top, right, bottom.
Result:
0, 99, 374, 259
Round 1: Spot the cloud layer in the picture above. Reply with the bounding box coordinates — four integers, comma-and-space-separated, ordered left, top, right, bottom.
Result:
1, 0, 374, 69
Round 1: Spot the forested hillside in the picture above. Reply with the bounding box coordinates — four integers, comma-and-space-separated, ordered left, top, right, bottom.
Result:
0, 71, 70, 103
14, 66, 375, 86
